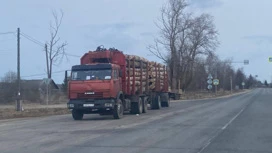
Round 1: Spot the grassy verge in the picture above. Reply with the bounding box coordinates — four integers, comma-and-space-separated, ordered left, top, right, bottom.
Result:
176, 89, 250, 101
0, 107, 70, 120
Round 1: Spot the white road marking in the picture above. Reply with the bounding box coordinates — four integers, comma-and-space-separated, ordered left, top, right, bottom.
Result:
198, 105, 247, 153
222, 107, 246, 130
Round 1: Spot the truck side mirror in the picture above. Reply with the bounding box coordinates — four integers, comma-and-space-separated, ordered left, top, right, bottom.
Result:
119, 70, 122, 77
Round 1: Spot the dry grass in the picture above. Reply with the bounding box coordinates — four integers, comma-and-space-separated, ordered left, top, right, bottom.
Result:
0, 107, 70, 120
179, 90, 246, 100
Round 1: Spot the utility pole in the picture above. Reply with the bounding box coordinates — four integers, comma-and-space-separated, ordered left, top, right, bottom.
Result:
44, 44, 50, 105
16, 28, 21, 111
230, 76, 233, 94
46, 80, 49, 105
215, 68, 217, 95
45, 44, 49, 78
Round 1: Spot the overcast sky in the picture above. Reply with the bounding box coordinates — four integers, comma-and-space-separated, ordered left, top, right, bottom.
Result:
0, 0, 272, 83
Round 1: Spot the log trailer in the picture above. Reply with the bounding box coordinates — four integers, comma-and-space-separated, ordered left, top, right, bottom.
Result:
67, 46, 179, 120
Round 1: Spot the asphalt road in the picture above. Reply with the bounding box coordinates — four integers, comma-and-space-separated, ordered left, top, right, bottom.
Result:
0, 88, 271, 153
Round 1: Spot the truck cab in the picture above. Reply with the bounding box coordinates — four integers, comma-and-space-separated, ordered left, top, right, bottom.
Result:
67, 63, 123, 120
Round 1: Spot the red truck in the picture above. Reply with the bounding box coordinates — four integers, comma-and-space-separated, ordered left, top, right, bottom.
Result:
67, 46, 177, 120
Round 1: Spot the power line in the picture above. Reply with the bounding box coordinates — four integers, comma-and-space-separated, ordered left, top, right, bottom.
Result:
20, 32, 43, 44
0, 32, 16, 43
66, 53, 81, 57
0, 32, 15, 35
20, 32, 44, 47
20, 32, 81, 58
21, 70, 67, 78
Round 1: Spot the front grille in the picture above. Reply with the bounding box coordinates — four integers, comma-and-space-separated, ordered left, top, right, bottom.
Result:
77, 92, 103, 99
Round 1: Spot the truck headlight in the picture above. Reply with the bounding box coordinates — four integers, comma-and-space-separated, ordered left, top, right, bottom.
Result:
105, 103, 113, 107
68, 104, 74, 108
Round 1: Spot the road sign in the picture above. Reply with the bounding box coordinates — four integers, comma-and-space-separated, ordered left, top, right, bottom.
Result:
207, 79, 213, 84
244, 60, 249, 65
42, 78, 51, 85
242, 82, 245, 86
207, 85, 213, 90
213, 79, 219, 86
207, 74, 213, 80
269, 57, 272, 62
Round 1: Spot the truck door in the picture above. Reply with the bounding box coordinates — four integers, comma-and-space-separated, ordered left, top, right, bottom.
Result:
113, 69, 120, 95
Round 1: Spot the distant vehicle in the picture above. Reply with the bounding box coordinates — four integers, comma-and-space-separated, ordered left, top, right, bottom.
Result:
67, 46, 180, 120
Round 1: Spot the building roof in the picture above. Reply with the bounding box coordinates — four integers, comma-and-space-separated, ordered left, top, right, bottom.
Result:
0, 78, 59, 92
21, 79, 59, 90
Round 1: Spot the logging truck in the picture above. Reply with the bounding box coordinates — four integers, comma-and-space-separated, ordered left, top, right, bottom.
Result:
67, 46, 180, 120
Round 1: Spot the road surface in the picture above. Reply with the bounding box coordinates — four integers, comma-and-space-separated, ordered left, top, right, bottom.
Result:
0, 88, 271, 153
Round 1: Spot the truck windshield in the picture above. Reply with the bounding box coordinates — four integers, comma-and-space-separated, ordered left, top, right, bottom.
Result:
71, 70, 111, 80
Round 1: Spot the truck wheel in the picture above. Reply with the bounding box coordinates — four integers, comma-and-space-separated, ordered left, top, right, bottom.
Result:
142, 97, 148, 113
72, 110, 83, 120
173, 93, 179, 100
161, 94, 170, 107
161, 93, 170, 107
130, 97, 143, 114
113, 99, 124, 119
152, 94, 161, 110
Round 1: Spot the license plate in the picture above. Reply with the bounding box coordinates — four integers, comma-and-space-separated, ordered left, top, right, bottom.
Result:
85, 92, 94, 95
83, 104, 94, 107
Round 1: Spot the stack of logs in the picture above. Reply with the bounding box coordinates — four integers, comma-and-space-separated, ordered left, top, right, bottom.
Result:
125, 55, 166, 93
148, 62, 166, 91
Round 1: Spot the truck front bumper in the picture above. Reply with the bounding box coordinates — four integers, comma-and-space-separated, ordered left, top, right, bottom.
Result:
67, 99, 115, 113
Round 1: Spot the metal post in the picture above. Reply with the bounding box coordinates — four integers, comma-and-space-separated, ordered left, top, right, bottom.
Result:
65, 70, 68, 92
16, 28, 21, 111
215, 67, 217, 94
45, 44, 49, 78
230, 76, 233, 94
45, 44, 49, 105
46, 79, 49, 105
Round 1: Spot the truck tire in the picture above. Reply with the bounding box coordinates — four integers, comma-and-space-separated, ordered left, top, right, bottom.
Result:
173, 93, 180, 100
130, 97, 143, 114
152, 94, 161, 110
113, 99, 124, 119
72, 110, 83, 120
173, 93, 177, 100
142, 97, 148, 113
161, 93, 170, 107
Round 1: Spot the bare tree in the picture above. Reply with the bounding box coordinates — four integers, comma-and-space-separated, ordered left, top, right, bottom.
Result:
45, 10, 67, 79
0, 71, 17, 103
180, 14, 219, 89
185, 57, 207, 91
235, 68, 246, 89
148, 0, 187, 92
1, 71, 17, 83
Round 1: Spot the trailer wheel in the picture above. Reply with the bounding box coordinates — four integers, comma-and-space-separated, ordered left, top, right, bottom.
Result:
173, 93, 180, 100
130, 97, 143, 114
161, 93, 170, 107
142, 97, 148, 113
113, 99, 124, 119
152, 94, 161, 110
72, 110, 83, 120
